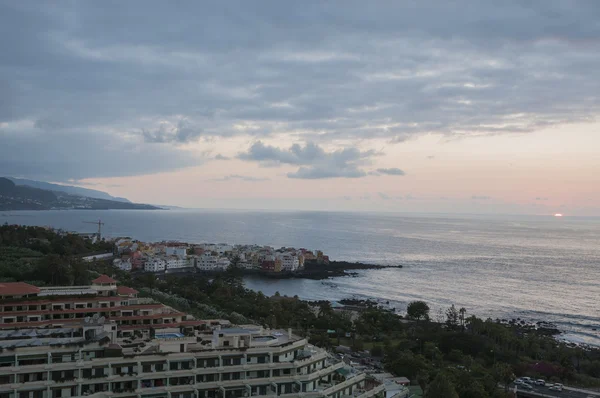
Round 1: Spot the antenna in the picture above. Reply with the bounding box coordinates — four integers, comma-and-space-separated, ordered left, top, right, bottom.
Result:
83, 219, 105, 239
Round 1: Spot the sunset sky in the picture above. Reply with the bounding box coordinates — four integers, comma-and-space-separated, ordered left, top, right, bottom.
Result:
1, 1, 599, 215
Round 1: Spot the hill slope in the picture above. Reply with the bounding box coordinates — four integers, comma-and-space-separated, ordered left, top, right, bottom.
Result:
0, 178, 159, 211
7, 177, 131, 203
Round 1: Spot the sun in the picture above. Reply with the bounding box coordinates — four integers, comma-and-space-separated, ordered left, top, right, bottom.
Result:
554, 213, 563, 217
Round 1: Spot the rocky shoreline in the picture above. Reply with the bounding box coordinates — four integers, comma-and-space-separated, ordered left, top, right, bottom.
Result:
261, 260, 400, 280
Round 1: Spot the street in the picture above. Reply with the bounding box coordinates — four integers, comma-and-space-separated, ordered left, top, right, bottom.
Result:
511, 383, 600, 398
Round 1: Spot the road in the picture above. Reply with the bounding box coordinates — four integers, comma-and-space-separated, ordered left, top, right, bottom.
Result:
509, 383, 600, 398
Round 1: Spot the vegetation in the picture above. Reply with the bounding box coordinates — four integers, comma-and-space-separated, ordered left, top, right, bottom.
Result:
0, 224, 112, 285
3, 225, 600, 396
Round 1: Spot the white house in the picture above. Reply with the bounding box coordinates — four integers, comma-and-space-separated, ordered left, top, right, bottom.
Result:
113, 258, 132, 271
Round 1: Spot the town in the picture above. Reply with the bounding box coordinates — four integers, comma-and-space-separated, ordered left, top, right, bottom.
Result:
111, 239, 330, 275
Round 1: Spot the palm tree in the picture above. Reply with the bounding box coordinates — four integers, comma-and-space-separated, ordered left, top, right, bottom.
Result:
459, 307, 466, 331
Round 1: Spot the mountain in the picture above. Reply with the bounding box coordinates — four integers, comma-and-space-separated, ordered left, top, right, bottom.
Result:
7, 177, 131, 203
0, 178, 159, 211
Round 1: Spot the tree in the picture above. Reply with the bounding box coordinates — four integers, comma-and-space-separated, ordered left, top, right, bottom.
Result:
407, 301, 430, 322
370, 345, 383, 357
425, 373, 459, 398
142, 273, 157, 293
493, 363, 514, 392
223, 255, 243, 289
417, 371, 430, 392
446, 304, 459, 330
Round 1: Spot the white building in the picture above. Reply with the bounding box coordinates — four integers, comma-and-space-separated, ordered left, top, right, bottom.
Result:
113, 257, 132, 271
165, 256, 188, 269
144, 257, 166, 272
165, 246, 187, 258
196, 253, 229, 272
277, 253, 300, 272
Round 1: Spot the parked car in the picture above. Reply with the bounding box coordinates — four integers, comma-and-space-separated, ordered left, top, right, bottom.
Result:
514, 379, 524, 385
521, 377, 532, 382
549, 384, 563, 392
521, 383, 533, 390
535, 379, 546, 386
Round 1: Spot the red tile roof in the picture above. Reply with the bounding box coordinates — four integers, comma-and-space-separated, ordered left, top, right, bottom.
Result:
0, 282, 40, 296
92, 275, 117, 284
117, 286, 139, 296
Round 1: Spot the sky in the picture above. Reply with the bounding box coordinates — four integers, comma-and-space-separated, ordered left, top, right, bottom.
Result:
1, 1, 599, 215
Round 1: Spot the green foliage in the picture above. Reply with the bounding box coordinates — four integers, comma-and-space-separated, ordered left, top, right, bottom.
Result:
407, 300, 430, 321
445, 304, 459, 330
0, 225, 112, 286
425, 373, 459, 398
370, 345, 383, 357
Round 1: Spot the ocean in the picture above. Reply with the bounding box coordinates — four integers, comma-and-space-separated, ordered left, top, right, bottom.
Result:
2, 209, 600, 345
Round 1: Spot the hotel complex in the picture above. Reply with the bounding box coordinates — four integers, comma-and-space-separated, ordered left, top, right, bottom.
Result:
0, 277, 387, 398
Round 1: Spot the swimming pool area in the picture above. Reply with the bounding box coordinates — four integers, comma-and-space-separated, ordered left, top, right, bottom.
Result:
155, 332, 185, 339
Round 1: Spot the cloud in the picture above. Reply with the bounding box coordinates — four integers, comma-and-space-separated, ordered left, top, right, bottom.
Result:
214, 154, 230, 160
535, 197, 549, 201
471, 195, 492, 200
378, 192, 390, 200
210, 174, 270, 182
142, 120, 203, 143
239, 141, 378, 179
374, 168, 406, 176
2, 2, 600, 180
427, 156, 435, 159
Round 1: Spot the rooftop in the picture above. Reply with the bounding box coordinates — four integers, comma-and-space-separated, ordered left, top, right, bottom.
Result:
0, 282, 41, 296
117, 285, 139, 295
92, 274, 117, 284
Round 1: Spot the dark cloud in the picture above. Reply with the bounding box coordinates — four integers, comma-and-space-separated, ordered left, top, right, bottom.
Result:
214, 154, 230, 160
142, 120, 203, 143
2, 1, 600, 180
210, 174, 270, 182
374, 168, 406, 176
472, 195, 492, 200
239, 141, 378, 179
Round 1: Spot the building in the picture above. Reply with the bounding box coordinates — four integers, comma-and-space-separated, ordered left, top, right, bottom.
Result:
165, 257, 189, 270
145, 257, 166, 272
166, 246, 188, 258
0, 323, 386, 398
0, 277, 204, 339
276, 253, 300, 272
0, 272, 386, 398
195, 253, 229, 272
114, 256, 132, 271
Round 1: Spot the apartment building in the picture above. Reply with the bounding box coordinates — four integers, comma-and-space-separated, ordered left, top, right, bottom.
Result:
0, 322, 385, 398
275, 253, 300, 272
0, 277, 204, 339
165, 257, 189, 270
195, 254, 229, 272
144, 258, 166, 272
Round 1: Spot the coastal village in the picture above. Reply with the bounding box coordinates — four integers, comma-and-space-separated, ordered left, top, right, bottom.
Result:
111, 239, 330, 275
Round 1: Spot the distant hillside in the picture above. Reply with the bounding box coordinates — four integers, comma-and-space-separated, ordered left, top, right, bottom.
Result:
0, 177, 160, 211
7, 177, 131, 203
